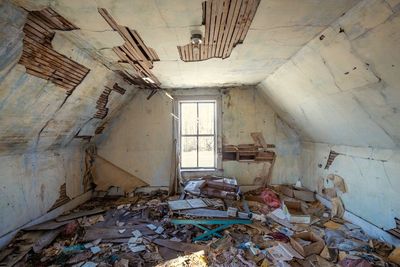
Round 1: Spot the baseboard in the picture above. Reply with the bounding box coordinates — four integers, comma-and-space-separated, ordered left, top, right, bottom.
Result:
0, 190, 93, 250
316, 194, 400, 246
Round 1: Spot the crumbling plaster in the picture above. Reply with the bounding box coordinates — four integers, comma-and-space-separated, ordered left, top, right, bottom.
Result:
96, 87, 302, 187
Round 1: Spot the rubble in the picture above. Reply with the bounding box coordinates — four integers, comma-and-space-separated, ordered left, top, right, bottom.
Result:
0, 181, 399, 267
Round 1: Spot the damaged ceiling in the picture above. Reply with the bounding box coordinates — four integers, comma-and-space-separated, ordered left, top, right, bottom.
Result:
12, 0, 360, 88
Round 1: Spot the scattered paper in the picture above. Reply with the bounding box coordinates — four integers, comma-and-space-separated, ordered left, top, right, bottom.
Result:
155, 226, 164, 234
146, 224, 157, 230
90, 246, 101, 254
129, 244, 146, 253
132, 230, 142, 237
118, 229, 126, 234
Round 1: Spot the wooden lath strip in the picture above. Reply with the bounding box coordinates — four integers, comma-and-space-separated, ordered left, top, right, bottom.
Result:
178, 0, 259, 62
30, 7, 78, 30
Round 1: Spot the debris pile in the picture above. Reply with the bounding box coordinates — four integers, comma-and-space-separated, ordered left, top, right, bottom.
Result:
0, 178, 399, 267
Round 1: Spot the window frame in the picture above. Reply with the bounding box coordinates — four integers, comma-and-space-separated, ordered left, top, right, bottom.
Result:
173, 95, 222, 172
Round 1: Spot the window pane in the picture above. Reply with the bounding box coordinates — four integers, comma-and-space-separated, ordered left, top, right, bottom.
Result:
198, 102, 214, 135
181, 136, 197, 168
181, 103, 197, 135
198, 136, 214, 167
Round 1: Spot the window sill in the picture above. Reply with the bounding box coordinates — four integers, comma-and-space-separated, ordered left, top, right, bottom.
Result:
180, 168, 216, 172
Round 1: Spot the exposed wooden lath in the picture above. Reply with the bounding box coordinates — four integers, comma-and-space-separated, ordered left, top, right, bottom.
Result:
387, 218, 400, 239
98, 8, 161, 89
178, 0, 260, 62
30, 8, 78, 31
49, 183, 70, 211
19, 10, 89, 93
94, 83, 126, 119
324, 150, 340, 169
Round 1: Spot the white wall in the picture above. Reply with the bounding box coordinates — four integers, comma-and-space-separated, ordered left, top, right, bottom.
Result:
301, 142, 400, 230
0, 145, 85, 237
257, 0, 400, 230
258, 0, 400, 148
96, 87, 301, 187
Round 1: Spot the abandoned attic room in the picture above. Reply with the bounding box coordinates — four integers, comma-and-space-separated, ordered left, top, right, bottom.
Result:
1, 0, 400, 266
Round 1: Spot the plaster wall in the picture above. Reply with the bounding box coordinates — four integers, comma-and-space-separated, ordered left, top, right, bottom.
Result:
0, 145, 85, 238
97, 87, 301, 187
257, 0, 400, 230
301, 142, 400, 230
258, 0, 400, 149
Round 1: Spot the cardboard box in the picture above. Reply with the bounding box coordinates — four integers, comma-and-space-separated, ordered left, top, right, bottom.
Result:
293, 188, 315, 202
284, 201, 311, 224
290, 231, 324, 257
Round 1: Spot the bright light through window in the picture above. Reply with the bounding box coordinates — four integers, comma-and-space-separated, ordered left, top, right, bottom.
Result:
180, 101, 216, 168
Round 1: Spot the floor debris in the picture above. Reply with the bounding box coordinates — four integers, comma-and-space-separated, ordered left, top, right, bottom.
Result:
1, 182, 399, 266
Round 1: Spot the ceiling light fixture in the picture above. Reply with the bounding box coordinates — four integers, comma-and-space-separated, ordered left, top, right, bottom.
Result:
191, 33, 203, 45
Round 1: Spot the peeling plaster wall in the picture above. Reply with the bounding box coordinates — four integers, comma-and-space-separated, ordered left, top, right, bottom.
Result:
301, 142, 400, 230
97, 87, 301, 187
0, 145, 85, 237
257, 0, 400, 229
0, 1, 139, 236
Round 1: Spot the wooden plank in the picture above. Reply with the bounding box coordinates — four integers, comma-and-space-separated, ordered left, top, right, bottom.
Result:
55, 208, 104, 222
98, 8, 120, 31
23, 43, 89, 78
215, 0, 229, 57
24, 37, 89, 74
82, 226, 154, 241
118, 26, 153, 68
235, 0, 252, 44
21, 53, 84, 83
153, 239, 207, 253
32, 229, 62, 253
239, 0, 260, 42
220, 0, 239, 57
131, 29, 154, 62
25, 68, 75, 90
204, 1, 211, 46
224, 0, 246, 58
175, 208, 229, 218
208, 0, 217, 57
211, 0, 223, 56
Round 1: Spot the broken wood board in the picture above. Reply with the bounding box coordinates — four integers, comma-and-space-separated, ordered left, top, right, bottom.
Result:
93, 156, 148, 192
56, 208, 104, 222
24, 219, 73, 230
33, 229, 62, 253
153, 239, 207, 253
175, 208, 228, 218
82, 226, 153, 241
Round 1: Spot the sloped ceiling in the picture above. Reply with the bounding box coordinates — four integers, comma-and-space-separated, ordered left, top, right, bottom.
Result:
13, 0, 360, 88
258, 0, 400, 149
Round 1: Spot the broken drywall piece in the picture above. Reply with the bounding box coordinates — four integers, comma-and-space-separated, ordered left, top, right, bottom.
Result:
93, 156, 148, 193
331, 197, 345, 219
327, 174, 347, 193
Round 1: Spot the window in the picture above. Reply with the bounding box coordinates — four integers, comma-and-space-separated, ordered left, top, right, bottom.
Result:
179, 100, 216, 169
